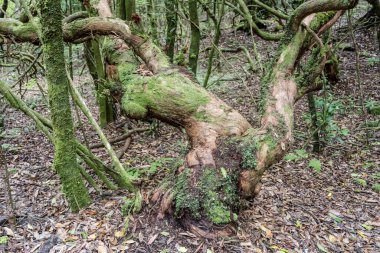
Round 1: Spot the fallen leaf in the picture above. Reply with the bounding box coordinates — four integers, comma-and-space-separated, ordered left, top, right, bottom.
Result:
98, 241, 108, 253
3, 227, 14, 236
114, 229, 126, 238
259, 224, 273, 238
357, 231, 367, 240
177, 246, 188, 252
361, 224, 373, 231
317, 243, 329, 252
88, 233, 97, 240
328, 234, 337, 243
160, 231, 170, 236
147, 233, 158, 245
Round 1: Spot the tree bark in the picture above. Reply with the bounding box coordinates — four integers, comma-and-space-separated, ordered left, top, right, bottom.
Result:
39, 0, 90, 211
165, 0, 178, 62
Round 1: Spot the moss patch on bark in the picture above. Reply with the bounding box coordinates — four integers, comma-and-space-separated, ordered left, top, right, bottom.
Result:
173, 167, 239, 225
119, 68, 210, 120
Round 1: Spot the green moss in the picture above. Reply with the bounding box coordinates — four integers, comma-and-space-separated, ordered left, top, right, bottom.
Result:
237, 130, 280, 171
152, 43, 170, 68
310, 12, 336, 31
239, 137, 259, 170
120, 70, 210, 119
173, 168, 239, 224
122, 101, 148, 118
117, 63, 138, 82
193, 110, 210, 122
199, 169, 238, 224
40, 0, 91, 211
203, 191, 231, 224
173, 169, 201, 218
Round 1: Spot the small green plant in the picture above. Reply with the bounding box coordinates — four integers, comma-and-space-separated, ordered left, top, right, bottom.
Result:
354, 178, 367, 187
126, 157, 174, 179
314, 94, 345, 143
351, 173, 368, 187
372, 184, 380, 192
372, 172, 380, 180
361, 223, 374, 231
366, 57, 380, 67
0, 236, 8, 244
284, 149, 308, 162
303, 85, 348, 149
121, 197, 135, 216
309, 158, 322, 173
329, 213, 343, 223
365, 100, 380, 115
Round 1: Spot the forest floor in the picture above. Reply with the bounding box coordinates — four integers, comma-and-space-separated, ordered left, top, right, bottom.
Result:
1, 14, 380, 253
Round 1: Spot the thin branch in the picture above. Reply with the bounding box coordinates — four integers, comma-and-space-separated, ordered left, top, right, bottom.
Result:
347, 10, 369, 145
89, 127, 149, 149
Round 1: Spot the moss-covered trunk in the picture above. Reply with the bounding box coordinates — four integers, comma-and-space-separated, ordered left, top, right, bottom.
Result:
84, 39, 115, 127
147, 0, 158, 43
40, 0, 90, 211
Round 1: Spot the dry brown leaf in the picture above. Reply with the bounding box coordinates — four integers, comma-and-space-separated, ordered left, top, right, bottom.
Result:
259, 224, 273, 238
147, 233, 158, 245
97, 241, 108, 253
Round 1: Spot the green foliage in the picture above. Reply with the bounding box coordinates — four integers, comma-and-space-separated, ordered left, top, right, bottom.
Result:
126, 157, 173, 179
173, 169, 201, 218
354, 178, 367, 187
284, 149, 308, 161
241, 146, 258, 169
371, 183, 380, 192
308, 158, 322, 173
121, 193, 143, 216
25, 78, 37, 90
121, 197, 135, 216
365, 100, 380, 116
303, 86, 348, 147
199, 169, 238, 224
0, 236, 8, 245
329, 213, 343, 223
366, 57, 380, 67
361, 223, 374, 231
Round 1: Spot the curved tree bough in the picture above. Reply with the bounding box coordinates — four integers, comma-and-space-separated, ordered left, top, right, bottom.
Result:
0, 0, 358, 236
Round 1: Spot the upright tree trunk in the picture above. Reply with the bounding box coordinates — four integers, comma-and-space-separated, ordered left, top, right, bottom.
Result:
125, 0, 136, 21
165, 0, 178, 62
40, 0, 90, 211
117, 0, 127, 20
203, 0, 225, 87
0, 0, 8, 18
188, 0, 200, 75
117, 0, 135, 21
147, 0, 158, 43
